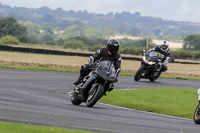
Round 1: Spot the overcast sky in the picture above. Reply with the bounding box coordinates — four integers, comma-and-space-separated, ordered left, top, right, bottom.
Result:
0, 0, 200, 23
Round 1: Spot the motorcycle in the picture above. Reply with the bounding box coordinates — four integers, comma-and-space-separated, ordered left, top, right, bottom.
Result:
134, 50, 164, 82
193, 88, 200, 124
70, 61, 118, 107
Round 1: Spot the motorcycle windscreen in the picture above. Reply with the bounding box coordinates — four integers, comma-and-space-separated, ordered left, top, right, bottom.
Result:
95, 61, 116, 80
147, 51, 165, 61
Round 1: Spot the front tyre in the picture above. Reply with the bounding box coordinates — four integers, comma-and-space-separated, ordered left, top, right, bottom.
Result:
149, 77, 158, 82
149, 72, 161, 82
134, 65, 146, 81
193, 104, 200, 124
71, 91, 82, 105
86, 84, 104, 107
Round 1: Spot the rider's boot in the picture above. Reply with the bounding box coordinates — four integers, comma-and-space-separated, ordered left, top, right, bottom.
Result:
73, 77, 82, 85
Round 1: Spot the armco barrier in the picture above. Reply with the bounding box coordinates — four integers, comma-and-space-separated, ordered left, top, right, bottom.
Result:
0, 44, 200, 65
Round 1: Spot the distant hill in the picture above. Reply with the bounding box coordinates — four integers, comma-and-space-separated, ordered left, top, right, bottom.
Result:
0, 2, 200, 38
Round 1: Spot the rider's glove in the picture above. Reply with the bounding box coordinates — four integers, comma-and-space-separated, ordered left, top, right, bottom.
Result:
89, 63, 97, 68
162, 66, 168, 72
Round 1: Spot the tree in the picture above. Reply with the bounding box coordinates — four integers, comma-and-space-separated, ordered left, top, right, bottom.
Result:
84, 27, 99, 39
128, 27, 141, 36
183, 34, 200, 50
99, 27, 115, 39
162, 34, 175, 41
42, 23, 54, 34
0, 35, 20, 45
63, 40, 85, 49
23, 21, 40, 34
59, 24, 83, 39
84, 27, 114, 39
0, 17, 29, 42
41, 33, 54, 42
23, 21, 41, 44
37, 14, 57, 26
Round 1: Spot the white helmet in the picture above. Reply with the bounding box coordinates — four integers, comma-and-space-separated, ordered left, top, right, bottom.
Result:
161, 40, 169, 51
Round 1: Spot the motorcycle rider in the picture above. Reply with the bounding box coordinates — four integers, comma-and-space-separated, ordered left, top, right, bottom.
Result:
73, 39, 121, 91
147, 40, 170, 72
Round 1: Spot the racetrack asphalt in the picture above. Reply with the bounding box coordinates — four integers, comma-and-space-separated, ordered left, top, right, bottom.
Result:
0, 69, 199, 133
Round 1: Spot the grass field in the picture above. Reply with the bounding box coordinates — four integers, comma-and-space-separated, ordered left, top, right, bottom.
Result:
0, 121, 103, 133
0, 51, 200, 79
99, 88, 198, 119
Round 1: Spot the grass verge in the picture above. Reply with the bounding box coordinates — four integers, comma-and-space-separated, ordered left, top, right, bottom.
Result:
1, 64, 200, 80
99, 88, 198, 119
0, 64, 79, 73
0, 121, 102, 133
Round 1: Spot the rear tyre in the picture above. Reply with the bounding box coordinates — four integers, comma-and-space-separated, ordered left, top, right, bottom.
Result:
134, 65, 146, 81
71, 91, 82, 105
193, 104, 200, 124
86, 84, 104, 107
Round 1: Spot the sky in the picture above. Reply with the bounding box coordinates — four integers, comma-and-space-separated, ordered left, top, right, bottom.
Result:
0, 0, 200, 23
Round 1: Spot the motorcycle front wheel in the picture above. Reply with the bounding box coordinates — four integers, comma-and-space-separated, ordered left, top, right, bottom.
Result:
86, 84, 104, 107
149, 76, 159, 82
193, 104, 200, 124
71, 90, 82, 105
134, 65, 146, 81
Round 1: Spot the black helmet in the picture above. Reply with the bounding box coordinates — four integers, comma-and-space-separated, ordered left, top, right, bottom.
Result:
107, 39, 120, 54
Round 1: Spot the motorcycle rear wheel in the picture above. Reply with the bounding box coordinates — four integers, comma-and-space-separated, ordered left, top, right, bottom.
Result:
193, 104, 200, 124
86, 84, 104, 107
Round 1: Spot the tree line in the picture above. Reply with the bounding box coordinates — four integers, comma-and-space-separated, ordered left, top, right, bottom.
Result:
0, 16, 200, 60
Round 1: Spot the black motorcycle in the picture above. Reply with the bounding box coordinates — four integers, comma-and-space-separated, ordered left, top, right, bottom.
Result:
193, 88, 200, 124
134, 50, 164, 82
70, 61, 118, 107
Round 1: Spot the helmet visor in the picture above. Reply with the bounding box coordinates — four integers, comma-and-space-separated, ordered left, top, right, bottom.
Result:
161, 45, 167, 50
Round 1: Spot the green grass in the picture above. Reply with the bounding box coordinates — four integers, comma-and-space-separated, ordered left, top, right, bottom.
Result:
1, 64, 200, 80
0, 64, 79, 73
99, 88, 198, 119
0, 121, 102, 133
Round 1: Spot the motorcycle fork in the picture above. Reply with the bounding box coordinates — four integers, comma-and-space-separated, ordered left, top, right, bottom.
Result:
88, 83, 98, 95
74, 87, 86, 101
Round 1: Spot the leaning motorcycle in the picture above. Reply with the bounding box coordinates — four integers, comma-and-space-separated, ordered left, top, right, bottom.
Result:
70, 61, 118, 107
193, 88, 200, 124
134, 50, 164, 82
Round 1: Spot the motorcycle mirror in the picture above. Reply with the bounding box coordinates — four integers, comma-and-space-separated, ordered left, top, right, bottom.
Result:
143, 49, 146, 53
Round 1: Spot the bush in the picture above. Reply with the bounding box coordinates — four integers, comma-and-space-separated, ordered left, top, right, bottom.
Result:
171, 50, 200, 60
119, 47, 148, 55
0, 35, 20, 45
88, 44, 104, 51
46, 41, 55, 45
63, 40, 85, 49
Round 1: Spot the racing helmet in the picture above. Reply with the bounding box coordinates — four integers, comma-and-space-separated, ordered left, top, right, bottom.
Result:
160, 40, 169, 51
107, 39, 120, 54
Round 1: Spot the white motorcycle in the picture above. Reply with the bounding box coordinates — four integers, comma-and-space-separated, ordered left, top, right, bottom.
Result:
193, 88, 200, 124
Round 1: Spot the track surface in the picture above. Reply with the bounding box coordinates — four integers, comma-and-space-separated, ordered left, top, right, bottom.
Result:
0, 69, 199, 133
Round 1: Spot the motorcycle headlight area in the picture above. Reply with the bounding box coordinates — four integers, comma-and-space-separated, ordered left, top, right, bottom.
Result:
143, 56, 149, 64
148, 62, 155, 65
